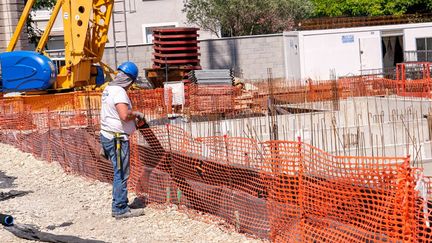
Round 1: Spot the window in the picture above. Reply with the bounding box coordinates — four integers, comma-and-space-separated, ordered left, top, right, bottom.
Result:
142, 22, 178, 44
416, 37, 432, 61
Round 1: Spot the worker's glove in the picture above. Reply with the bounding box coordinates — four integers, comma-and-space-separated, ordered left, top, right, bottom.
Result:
132, 111, 145, 120
132, 111, 148, 129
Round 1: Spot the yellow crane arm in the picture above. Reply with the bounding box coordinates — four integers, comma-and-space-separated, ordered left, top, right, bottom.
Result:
56, 0, 114, 89
91, 0, 114, 63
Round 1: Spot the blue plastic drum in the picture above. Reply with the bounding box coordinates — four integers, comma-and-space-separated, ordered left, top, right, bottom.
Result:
0, 51, 56, 92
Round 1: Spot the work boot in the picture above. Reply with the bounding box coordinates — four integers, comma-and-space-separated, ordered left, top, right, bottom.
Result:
113, 208, 145, 219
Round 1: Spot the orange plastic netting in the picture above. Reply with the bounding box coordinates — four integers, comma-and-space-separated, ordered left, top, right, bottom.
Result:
0, 88, 432, 242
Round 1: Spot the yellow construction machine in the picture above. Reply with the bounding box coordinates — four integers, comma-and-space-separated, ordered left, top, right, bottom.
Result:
1, 0, 115, 92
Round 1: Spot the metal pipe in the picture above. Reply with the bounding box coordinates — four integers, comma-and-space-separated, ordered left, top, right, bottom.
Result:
112, 10, 118, 67
0, 213, 14, 226
122, 0, 130, 61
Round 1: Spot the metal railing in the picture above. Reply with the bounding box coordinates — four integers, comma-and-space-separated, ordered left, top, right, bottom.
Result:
404, 50, 432, 62
358, 67, 397, 79
45, 49, 65, 74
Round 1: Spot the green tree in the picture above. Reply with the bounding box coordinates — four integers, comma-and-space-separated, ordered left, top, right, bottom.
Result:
183, 0, 313, 37
311, 0, 432, 17
26, 0, 56, 44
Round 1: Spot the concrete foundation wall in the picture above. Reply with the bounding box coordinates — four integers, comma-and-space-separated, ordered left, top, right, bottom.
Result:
199, 34, 285, 80
103, 34, 285, 80
167, 96, 432, 168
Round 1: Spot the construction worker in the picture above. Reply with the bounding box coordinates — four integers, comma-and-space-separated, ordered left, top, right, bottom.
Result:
100, 61, 145, 219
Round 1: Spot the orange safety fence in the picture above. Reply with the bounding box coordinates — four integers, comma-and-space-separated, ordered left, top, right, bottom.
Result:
236, 75, 431, 116
130, 128, 432, 242
262, 140, 417, 242
1, 93, 432, 241
2, 92, 99, 112
17, 76, 413, 119
0, 88, 168, 113
2, 84, 432, 241
129, 88, 169, 115
185, 84, 240, 115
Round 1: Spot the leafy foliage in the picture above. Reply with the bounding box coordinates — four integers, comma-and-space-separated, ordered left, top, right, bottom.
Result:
311, 0, 432, 17
183, 0, 313, 37
33, 0, 56, 9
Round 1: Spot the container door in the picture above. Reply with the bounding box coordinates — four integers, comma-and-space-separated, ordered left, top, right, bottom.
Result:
359, 37, 382, 71
283, 35, 301, 84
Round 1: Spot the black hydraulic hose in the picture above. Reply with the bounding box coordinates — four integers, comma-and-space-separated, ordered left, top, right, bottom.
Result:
0, 213, 14, 226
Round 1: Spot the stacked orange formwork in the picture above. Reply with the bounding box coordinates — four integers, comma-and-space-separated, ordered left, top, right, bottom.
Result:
146, 27, 201, 88
152, 28, 201, 70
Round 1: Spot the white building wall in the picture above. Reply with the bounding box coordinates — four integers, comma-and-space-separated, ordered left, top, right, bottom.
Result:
107, 0, 218, 47
32, 0, 218, 50
0, 0, 29, 51
299, 30, 382, 81
404, 26, 432, 51
285, 22, 432, 82
31, 9, 64, 49
31, 9, 63, 34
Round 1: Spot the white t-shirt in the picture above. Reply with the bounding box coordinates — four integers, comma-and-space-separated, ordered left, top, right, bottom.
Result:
100, 86, 136, 139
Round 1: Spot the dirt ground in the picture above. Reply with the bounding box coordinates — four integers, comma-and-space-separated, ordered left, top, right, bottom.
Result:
0, 143, 266, 243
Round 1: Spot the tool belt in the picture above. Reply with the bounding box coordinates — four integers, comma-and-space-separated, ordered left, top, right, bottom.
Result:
102, 130, 128, 180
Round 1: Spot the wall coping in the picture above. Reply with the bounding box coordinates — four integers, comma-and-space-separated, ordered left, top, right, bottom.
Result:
106, 33, 284, 49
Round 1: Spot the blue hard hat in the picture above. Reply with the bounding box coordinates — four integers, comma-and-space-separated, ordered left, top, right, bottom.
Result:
117, 61, 138, 80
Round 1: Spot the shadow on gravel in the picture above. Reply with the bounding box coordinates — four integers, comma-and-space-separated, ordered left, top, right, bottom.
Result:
0, 190, 32, 201
0, 170, 32, 201
4, 223, 107, 243
0, 170, 16, 189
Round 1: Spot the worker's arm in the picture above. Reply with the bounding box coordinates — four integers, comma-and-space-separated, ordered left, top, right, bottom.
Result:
115, 103, 146, 123
115, 103, 135, 122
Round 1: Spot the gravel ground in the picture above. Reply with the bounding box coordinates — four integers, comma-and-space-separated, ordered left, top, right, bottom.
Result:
0, 143, 266, 243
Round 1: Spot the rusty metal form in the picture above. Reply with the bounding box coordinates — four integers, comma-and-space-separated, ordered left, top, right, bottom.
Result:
152, 27, 201, 69
145, 27, 201, 88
